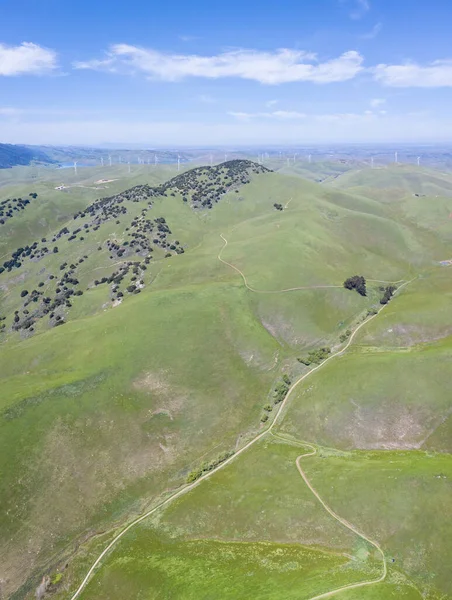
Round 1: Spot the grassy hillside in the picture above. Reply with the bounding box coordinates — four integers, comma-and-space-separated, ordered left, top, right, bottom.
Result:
302, 449, 452, 599
58, 438, 428, 600
330, 164, 452, 202
266, 157, 358, 183
1, 161, 451, 599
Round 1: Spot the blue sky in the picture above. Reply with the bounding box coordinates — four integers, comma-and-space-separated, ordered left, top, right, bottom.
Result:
1, 0, 452, 145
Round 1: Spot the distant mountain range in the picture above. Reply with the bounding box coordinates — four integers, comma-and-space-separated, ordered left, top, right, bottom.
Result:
0, 143, 189, 168
0, 143, 56, 169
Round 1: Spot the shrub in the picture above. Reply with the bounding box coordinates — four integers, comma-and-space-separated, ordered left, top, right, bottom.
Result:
20, 290, 28, 297
344, 275, 366, 296
273, 377, 291, 404
186, 450, 235, 483
186, 469, 203, 483
339, 329, 351, 343
298, 347, 331, 366
380, 285, 396, 305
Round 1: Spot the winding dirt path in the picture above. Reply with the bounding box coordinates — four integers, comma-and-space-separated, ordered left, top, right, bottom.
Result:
68, 242, 415, 600
270, 432, 387, 599
218, 234, 343, 293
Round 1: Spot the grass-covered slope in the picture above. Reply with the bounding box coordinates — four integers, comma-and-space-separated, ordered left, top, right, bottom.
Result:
302, 450, 452, 599
55, 438, 382, 600
278, 267, 452, 452
1, 161, 452, 599
2, 283, 281, 599
330, 164, 452, 202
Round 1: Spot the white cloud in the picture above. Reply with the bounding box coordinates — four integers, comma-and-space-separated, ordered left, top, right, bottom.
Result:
74, 46, 364, 85
229, 110, 307, 120
341, 0, 370, 20
374, 59, 452, 87
265, 99, 279, 107
0, 42, 57, 76
370, 98, 386, 108
360, 22, 382, 39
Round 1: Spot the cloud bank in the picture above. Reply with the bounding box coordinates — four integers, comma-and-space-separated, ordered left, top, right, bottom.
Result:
0, 42, 57, 76
74, 46, 364, 85
374, 59, 452, 87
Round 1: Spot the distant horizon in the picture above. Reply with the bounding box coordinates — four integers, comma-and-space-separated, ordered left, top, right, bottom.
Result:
13, 141, 452, 150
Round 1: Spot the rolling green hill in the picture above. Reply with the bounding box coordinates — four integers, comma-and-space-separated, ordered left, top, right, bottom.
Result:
1, 160, 451, 600
330, 164, 452, 202
268, 157, 357, 183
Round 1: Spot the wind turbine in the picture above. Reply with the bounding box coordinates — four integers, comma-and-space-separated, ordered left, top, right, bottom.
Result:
128, 161, 131, 174
224, 153, 227, 162
177, 154, 180, 172
108, 154, 112, 167
154, 154, 158, 167
308, 154, 312, 164
417, 156, 421, 166
74, 161, 78, 175
371, 157, 374, 169
101, 156, 104, 167
293, 153, 297, 162
394, 151, 398, 164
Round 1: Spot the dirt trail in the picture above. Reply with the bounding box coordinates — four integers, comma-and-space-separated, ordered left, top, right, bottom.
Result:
284, 197, 293, 209
218, 234, 405, 294
218, 234, 342, 293
68, 242, 415, 600
271, 432, 387, 599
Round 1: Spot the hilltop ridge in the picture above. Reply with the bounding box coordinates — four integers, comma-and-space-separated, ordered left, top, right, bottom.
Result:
0, 160, 270, 338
